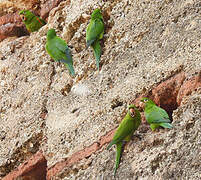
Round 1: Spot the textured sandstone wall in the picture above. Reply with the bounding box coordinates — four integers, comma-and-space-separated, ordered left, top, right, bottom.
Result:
0, 0, 201, 179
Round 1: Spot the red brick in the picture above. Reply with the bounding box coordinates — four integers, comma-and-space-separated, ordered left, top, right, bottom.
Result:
177, 72, 201, 105
3, 151, 47, 180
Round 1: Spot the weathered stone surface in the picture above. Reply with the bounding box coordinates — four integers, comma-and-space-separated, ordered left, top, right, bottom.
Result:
0, 12, 28, 41
177, 72, 201, 105
47, 128, 115, 179
3, 151, 47, 180
0, 0, 201, 179
40, 0, 65, 20
56, 94, 200, 180
0, 13, 21, 26
0, 23, 28, 41
0, 0, 41, 17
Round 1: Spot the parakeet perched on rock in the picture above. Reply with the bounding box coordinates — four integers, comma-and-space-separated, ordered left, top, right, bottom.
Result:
45, 28, 75, 76
107, 104, 141, 176
86, 8, 104, 70
140, 97, 173, 131
19, 10, 46, 33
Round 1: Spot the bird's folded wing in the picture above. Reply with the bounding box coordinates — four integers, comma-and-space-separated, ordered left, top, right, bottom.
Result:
147, 111, 170, 123
86, 19, 104, 47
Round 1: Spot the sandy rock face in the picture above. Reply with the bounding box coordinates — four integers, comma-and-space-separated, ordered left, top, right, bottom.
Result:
0, 0, 201, 179
0, 0, 61, 41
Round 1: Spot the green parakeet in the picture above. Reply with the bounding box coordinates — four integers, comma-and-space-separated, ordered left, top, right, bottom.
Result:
45, 29, 75, 76
86, 8, 104, 70
19, 10, 46, 33
140, 97, 173, 131
107, 104, 141, 176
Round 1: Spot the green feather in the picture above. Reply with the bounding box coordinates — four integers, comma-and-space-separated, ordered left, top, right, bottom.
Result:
86, 9, 104, 70
114, 142, 123, 176
160, 123, 173, 129
45, 29, 75, 76
19, 10, 46, 32
92, 40, 101, 71
107, 105, 141, 175
141, 97, 173, 130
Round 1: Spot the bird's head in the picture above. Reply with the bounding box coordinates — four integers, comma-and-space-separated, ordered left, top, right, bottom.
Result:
140, 97, 155, 106
47, 28, 56, 40
19, 10, 33, 22
128, 104, 137, 118
91, 9, 103, 20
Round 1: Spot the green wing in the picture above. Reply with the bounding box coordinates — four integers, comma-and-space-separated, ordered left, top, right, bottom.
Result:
46, 38, 66, 61
145, 105, 170, 124
114, 141, 123, 176
107, 117, 135, 149
92, 40, 101, 70
27, 16, 46, 32
53, 37, 70, 56
37, 17, 46, 25
46, 37, 75, 75
86, 18, 104, 47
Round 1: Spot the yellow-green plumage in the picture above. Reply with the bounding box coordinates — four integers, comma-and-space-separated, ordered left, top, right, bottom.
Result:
19, 10, 46, 32
45, 29, 75, 76
86, 9, 104, 70
141, 97, 173, 131
107, 104, 141, 176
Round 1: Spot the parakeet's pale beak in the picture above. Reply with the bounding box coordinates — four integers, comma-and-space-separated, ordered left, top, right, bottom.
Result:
129, 108, 135, 117
82, 13, 90, 19
139, 101, 145, 109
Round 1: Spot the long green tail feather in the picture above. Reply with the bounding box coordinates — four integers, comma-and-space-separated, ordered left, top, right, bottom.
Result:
160, 123, 173, 129
92, 40, 101, 70
114, 141, 123, 176
65, 48, 72, 60
65, 48, 75, 76
107, 141, 114, 150
65, 62, 75, 76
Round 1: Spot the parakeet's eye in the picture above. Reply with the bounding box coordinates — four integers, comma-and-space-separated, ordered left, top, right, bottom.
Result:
20, 14, 26, 21
129, 108, 135, 117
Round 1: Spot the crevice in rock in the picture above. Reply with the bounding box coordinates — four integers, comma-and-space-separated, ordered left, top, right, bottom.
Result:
0, 15, 29, 42
64, 15, 87, 43
3, 72, 200, 179
47, 64, 56, 91
40, 0, 67, 20
46, 129, 116, 179
134, 71, 201, 121
111, 98, 124, 109
3, 151, 47, 180
0, 132, 43, 178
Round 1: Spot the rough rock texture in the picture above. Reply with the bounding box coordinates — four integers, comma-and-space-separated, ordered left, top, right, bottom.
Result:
0, 0, 41, 17
0, 0, 58, 41
0, 13, 28, 41
0, 0, 201, 179
40, 0, 66, 20
3, 151, 47, 180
